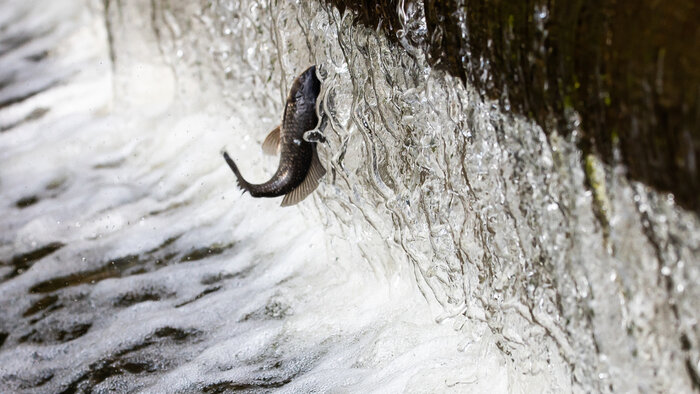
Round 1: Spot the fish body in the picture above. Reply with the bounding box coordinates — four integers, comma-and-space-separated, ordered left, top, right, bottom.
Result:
223, 66, 325, 206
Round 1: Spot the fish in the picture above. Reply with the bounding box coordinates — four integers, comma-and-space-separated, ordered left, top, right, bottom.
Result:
223, 65, 326, 207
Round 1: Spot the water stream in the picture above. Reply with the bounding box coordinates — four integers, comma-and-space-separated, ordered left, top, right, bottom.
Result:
0, 0, 698, 392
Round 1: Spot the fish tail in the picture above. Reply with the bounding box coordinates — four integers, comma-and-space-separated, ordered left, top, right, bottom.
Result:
223, 151, 252, 194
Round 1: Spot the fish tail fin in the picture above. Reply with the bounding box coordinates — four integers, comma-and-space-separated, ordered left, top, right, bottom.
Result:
223, 151, 252, 194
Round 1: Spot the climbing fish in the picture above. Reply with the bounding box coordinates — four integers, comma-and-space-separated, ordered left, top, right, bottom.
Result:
223, 65, 325, 207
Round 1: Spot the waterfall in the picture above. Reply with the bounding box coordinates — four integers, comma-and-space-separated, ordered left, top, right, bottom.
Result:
0, 0, 698, 392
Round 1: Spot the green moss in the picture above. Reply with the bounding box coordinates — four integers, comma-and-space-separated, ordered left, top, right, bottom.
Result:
610, 128, 619, 145
563, 95, 573, 109
585, 154, 611, 238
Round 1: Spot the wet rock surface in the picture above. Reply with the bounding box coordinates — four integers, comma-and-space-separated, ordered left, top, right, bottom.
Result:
329, 0, 700, 213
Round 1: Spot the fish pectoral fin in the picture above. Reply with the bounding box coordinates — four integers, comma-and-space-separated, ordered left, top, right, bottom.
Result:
280, 149, 326, 207
262, 125, 281, 155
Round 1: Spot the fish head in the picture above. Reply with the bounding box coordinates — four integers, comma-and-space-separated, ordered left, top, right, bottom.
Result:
290, 65, 321, 112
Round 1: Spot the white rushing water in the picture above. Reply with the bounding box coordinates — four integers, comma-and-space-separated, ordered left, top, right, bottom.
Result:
0, 0, 698, 393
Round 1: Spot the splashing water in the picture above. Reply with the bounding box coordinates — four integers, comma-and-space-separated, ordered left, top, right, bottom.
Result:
0, 0, 698, 392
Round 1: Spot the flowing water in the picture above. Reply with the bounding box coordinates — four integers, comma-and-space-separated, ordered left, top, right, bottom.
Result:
0, 0, 698, 392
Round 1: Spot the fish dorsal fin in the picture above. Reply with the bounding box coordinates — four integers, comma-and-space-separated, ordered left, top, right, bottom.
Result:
280, 148, 326, 207
262, 125, 281, 155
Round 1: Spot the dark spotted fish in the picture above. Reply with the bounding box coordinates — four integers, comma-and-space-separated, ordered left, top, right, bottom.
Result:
223, 65, 325, 207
